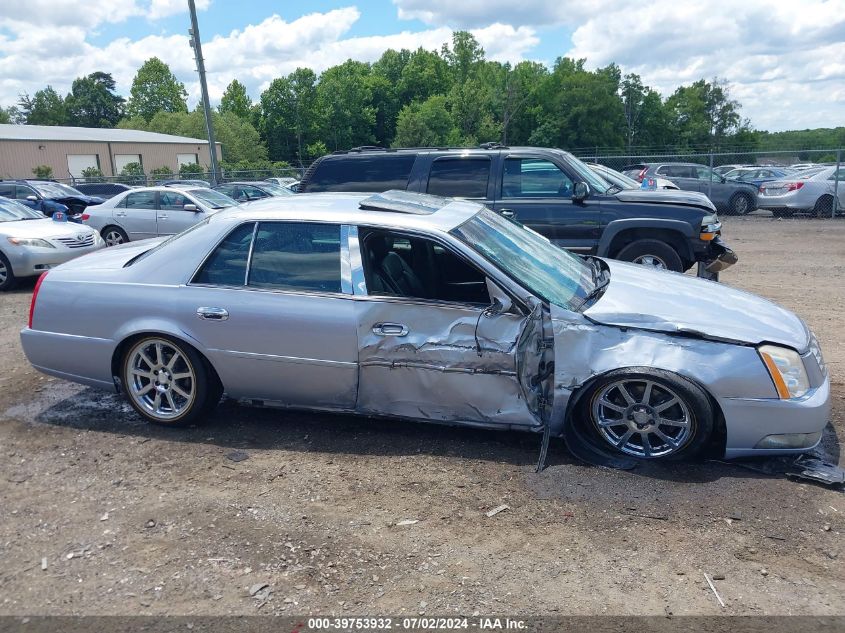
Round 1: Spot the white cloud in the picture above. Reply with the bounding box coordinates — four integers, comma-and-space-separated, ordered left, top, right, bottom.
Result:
148, 0, 210, 20
392, 0, 608, 28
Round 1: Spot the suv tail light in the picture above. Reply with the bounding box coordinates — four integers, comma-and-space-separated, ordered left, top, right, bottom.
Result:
29, 271, 48, 328
786, 182, 804, 192
637, 168, 647, 182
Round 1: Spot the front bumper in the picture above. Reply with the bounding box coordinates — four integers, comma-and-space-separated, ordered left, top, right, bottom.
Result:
721, 374, 831, 459
5, 244, 103, 278
696, 236, 737, 279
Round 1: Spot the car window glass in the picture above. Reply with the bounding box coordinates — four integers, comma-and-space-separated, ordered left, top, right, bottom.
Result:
361, 229, 490, 305
655, 166, 668, 176
125, 191, 157, 209
16, 185, 37, 200
0, 184, 14, 197
426, 159, 490, 198
159, 191, 189, 211
248, 222, 342, 293
307, 155, 415, 193
502, 158, 574, 198
192, 223, 256, 286
244, 186, 267, 198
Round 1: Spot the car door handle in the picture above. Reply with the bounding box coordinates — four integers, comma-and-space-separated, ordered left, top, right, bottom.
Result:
372, 322, 409, 337
115, 211, 126, 217
158, 213, 168, 219
196, 307, 229, 321
499, 208, 516, 218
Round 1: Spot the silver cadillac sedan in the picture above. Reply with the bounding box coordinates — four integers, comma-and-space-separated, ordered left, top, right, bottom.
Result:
0, 197, 103, 291
21, 191, 830, 461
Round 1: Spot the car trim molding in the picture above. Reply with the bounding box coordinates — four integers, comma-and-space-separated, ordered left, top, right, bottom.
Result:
209, 348, 356, 368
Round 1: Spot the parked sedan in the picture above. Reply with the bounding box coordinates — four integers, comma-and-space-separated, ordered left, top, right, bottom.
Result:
82, 186, 238, 245
21, 191, 829, 463
73, 182, 134, 199
623, 163, 759, 215
0, 197, 103, 291
0, 180, 104, 219
265, 177, 298, 187
213, 181, 293, 202
724, 167, 794, 189
758, 166, 845, 217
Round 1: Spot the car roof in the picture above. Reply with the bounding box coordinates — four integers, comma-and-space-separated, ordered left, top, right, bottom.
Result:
215, 181, 273, 186
210, 191, 482, 233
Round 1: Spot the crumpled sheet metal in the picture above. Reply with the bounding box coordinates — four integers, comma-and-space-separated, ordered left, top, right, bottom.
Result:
548, 305, 777, 435
787, 455, 845, 486
356, 302, 543, 428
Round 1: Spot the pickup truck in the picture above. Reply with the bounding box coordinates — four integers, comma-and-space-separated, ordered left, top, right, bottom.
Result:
299, 146, 736, 276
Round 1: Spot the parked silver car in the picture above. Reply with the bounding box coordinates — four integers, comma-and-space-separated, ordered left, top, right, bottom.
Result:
758, 166, 845, 217
82, 186, 238, 245
21, 192, 829, 462
0, 197, 103, 290
588, 163, 680, 191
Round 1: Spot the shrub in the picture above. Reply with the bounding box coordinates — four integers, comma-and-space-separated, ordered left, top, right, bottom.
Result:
32, 165, 53, 179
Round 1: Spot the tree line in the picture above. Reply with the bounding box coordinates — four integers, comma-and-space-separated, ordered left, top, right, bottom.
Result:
1, 31, 843, 173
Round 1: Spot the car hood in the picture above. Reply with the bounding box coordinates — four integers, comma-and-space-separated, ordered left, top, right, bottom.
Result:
0, 218, 96, 239
613, 189, 716, 211
51, 194, 105, 206
584, 259, 809, 351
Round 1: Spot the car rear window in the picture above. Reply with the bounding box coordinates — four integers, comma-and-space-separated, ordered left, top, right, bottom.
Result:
426, 158, 490, 198
192, 222, 255, 285
305, 155, 415, 193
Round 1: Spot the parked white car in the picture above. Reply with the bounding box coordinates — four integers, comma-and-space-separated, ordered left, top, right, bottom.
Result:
758, 166, 845, 218
0, 197, 103, 290
82, 186, 238, 245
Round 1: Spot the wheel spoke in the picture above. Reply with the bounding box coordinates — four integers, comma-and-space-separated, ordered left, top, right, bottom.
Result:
166, 352, 182, 370
641, 432, 653, 457
655, 397, 679, 413
171, 383, 191, 399
152, 392, 162, 412
599, 397, 626, 413
165, 391, 177, 412
154, 342, 163, 366
642, 381, 653, 406
171, 372, 192, 380
136, 382, 154, 396
131, 368, 153, 379
653, 428, 679, 448
617, 383, 636, 405
139, 351, 155, 369
657, 416, 688, 428
615, 429, 634, 448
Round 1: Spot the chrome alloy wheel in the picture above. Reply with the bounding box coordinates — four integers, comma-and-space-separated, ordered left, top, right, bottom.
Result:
103, 229, 125, 246
126, 338, 196, 421
591, 379, 693, 458
0, 258, 7, 285
632, 254, 668, 269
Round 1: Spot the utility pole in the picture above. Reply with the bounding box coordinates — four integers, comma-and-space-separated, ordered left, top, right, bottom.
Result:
187, 0, 219, 186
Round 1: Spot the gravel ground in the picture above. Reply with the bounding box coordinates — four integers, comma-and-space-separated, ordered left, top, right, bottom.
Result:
0, 215, 843, 616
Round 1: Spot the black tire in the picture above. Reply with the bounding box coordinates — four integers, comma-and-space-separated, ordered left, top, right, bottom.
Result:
0, 252, 17, 291
121, 335, 221, 427
729, 192, 753, 216
813, 195, 833, 218
616, 239, 683, 272
101, 225, 128, 247
577, 367, 714, 461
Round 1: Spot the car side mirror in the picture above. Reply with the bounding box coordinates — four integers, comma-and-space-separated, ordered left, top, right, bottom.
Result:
183, 203, 199, 212
26, 195, 38, 202
572, 181, 589, 202
485, 278, 513, 315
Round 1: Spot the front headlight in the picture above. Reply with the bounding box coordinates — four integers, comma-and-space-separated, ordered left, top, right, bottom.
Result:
759, 344, 810, 399
7, 237, 55, 249
700, 213, 721, 240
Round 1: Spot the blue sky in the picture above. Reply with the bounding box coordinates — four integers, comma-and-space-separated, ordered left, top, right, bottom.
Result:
1, 0, 843, 132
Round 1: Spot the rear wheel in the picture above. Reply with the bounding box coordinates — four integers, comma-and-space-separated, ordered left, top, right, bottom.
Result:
102, 226, 128, 246
0, 252, 17, 291
813, 195, 833, 218
729, 192, 753, 215
616, 239, 683, 272
579, 368, 714, 461
122, 336, 220, 426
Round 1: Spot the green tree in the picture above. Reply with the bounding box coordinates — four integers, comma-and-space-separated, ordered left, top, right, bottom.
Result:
179, 162, 204, 176
32, 165, 53, 178
398, 48, 450, 105
316, 60, 376, 151
371, 49, 411, 146
65, 72, 125, 128
118, 161, 146, 185
442, 32, 487, 141
80, 166, 104, 181
127, 57, 188, 122
393, 96, 460, 147
18, 87, 67, 125
620, 73, 671, 150
0, 106, 22, 124
218, 79, 252, 119
259, 68, 321, 163
666, 78, 741, 150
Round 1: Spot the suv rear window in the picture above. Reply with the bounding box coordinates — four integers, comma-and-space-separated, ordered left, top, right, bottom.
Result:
426, 158, 490, 198
306, 155, 415, 192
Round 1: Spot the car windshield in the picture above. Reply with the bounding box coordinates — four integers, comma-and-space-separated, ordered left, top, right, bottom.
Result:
590, 165, 638, 189
0, 198, 44, 221
560, 152, 614, 193
451, 207, 596, 311
32, 182, 84, 197
260, 183, 294, 196
187, 188, 238, 209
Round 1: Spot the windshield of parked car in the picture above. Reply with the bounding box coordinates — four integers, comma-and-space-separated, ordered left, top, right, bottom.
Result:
589, 165, 638, 189
558, 152, 614, 194
0, 198, 45, 221
260, 183, 294, 196
32, 182, 84, 197
187, 188, 238, 209
451, 207, 596, 311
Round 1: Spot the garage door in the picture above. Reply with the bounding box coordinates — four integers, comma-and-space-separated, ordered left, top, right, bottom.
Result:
177, 153, 198, 166
115, 154, 142, 173
67, 155, 99, 178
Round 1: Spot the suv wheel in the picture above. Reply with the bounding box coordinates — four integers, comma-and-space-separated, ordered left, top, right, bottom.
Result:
616, 239, 683, 272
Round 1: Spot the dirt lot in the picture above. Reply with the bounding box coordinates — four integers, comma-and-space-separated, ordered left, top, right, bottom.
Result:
0, 215, 843, 617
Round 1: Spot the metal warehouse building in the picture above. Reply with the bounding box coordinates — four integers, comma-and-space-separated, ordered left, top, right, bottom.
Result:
0, 124, 222, 180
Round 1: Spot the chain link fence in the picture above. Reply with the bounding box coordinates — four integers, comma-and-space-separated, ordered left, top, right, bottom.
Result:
578, 148, 843, 217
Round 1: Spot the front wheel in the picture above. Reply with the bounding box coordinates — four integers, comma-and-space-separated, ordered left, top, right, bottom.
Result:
579, 368, 714, 460
0, 252, 17, 291
616, 239, 683, 272
101, 226, 128, 247
729, 192, 753, 215
122, 336, 219, 426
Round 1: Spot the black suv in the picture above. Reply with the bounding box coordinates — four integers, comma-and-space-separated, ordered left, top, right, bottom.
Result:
299, 146, 736, 276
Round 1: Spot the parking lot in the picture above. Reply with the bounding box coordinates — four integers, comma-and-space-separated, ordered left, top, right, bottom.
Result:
0, 214, 843, 616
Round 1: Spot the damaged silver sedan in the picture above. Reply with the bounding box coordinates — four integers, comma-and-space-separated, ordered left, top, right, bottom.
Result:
21, 191, 830, 462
